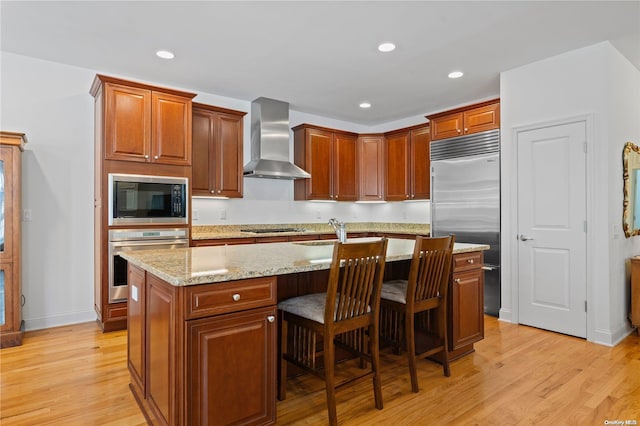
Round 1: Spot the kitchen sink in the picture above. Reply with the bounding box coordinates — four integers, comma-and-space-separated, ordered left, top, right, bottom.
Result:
240, 227, 306, 234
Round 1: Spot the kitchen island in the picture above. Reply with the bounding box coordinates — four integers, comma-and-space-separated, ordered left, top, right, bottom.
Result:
122, 238, 488, 426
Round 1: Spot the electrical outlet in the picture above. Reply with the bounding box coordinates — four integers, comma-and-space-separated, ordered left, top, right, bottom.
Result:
22, 209, 32, 222
220, 209, 227, 220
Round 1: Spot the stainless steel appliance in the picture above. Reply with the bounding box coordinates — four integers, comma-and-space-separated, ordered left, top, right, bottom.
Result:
430, 129, 501, 316
108, 173, 188, 225
107, 228, 189, 303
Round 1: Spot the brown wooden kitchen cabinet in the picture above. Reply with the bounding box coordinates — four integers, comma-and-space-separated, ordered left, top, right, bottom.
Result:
450, 251, 484, 355
0, 132, 26, 348
90, 75, 195, 166
384, 124, 430, 201
357, 134, 385, 201
129, 271, 277, 425
293, 124, 358, 201
428, 99, 500, 141
192, 103, 246, 198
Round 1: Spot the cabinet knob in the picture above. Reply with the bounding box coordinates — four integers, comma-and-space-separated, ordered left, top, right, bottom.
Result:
154, 155, 159, 160
467, 259, 474, 264
211, 190, 215, 194
217, 190, 221, 194
232, 293, 241, 302
267, 315, 275, 323
464, 128, 468, 132
457, 129, 462, 133
144, 154, 149, 159
454, 278, 461, 284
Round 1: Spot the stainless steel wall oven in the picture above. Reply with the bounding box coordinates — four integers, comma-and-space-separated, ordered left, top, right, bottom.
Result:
108, 228, 189, 303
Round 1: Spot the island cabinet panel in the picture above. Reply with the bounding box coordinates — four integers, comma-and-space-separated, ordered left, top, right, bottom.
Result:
293, 124, 358, 201
450, 252, 485, 352
129, 270, 277, 425
187, 306, 276, 426
384, 124, 430, 201
428, 99, 500, 141
146, 273, 179, 426
128, 264, 146, 394
192, 103, 246, 198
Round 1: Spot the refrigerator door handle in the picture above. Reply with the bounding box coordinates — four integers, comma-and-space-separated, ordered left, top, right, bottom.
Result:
481, 265, 497, 271
519, 234, 534, 241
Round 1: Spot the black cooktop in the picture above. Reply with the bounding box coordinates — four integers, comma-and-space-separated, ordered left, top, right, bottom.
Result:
240, 228, 305, 234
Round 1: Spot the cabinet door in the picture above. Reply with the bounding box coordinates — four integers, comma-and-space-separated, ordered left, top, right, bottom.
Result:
192, 109, 214, 195
358, 136, 384, 201
450, 268, 484, 350
104, 83, 151, 162
410, 126, 430, 200
187, 306, 276, 426
215, 112, 244, 198
385, 132, 410, 201
463, 103, 500, 135
152, 91, 192, 165
333, 133, 358, 201
430, 112, 463, 141
127, 264, 145, 393
0, 263, 15, 333
304, 128, 333, 200
0, 147, 15, 262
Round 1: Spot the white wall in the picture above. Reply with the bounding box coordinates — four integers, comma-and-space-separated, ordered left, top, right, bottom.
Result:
0, 51, 430, 330
500, 42, 640, 345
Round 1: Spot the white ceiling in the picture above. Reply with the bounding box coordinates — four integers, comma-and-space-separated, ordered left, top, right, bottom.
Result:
1, 1, 639, 125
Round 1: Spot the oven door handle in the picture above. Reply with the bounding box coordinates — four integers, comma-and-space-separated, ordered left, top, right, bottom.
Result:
109, 239, 189, 249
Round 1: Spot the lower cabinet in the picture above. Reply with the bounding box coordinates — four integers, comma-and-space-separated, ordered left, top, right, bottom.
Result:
128, 266, 277, 426
449, 251, 485, 355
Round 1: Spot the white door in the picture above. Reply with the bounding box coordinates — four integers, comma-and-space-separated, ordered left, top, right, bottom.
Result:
517, 121, 587, 338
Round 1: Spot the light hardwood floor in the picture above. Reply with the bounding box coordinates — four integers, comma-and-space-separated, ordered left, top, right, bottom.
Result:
1, 317, 638, 425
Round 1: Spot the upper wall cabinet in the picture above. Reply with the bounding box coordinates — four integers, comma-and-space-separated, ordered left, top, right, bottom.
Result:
384, 124, 431, 201
192, 103, 246, 198
427, 100, 500, 141
357, 135, 384, 202
293, 124, 358, 201
90, 75, 196, 166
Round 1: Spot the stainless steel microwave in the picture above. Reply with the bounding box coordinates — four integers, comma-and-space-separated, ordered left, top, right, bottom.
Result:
108, 173, 188, 225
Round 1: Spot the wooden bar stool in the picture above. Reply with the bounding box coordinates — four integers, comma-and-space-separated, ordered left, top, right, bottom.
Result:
379, 235, 455, 393
278, 238, 388, 426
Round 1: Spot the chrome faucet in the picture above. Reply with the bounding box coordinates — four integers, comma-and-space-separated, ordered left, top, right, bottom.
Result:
328, 218, 347, 243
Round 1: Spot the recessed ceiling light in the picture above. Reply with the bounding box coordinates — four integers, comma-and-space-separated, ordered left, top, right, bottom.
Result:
377, 42, 396, 53
359, 102, 372, 109
448, 71, 464, 79
156, 50, 175, 59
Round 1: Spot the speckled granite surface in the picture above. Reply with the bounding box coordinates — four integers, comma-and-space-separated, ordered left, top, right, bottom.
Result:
192, 222, 431, 240
121, 237, 488, 286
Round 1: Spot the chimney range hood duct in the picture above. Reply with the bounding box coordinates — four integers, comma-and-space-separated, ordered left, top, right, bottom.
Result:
243, 97, 311, 180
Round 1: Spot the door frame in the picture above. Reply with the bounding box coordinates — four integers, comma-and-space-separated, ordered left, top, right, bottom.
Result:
505, 113, 595, 341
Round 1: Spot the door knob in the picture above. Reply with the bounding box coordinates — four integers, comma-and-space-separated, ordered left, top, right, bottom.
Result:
519, 234, 534, 241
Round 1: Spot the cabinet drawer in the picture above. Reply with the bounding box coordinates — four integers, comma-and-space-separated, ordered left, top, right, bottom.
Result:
185, 277, 277, 319
453, 252, 483, 272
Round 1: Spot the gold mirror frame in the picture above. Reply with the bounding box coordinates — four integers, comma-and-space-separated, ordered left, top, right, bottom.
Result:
623, 141, 640, 237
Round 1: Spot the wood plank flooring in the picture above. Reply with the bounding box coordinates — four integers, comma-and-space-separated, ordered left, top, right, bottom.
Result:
1, 317, 638, 425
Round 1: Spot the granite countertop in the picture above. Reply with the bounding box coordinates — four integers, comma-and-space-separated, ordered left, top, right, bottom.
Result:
121, 237, 488, 287
191, 222, 430, 240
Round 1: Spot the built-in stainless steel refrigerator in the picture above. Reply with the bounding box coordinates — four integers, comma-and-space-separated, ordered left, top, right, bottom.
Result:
430, 129, 500, 316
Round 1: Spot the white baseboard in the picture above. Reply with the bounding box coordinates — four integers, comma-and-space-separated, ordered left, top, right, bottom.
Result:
498, 307, 514, 323
24, 310, 97, 331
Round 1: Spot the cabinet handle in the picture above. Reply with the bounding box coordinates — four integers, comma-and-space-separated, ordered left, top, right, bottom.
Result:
467, 259, 474, 264
267, 315, 275, 323
232, 293, 241, 301
454, 278, 461, 284
21, 294, 25, 307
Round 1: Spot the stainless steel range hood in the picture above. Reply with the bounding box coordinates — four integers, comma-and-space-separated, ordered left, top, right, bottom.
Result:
243, 97, 311, 179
